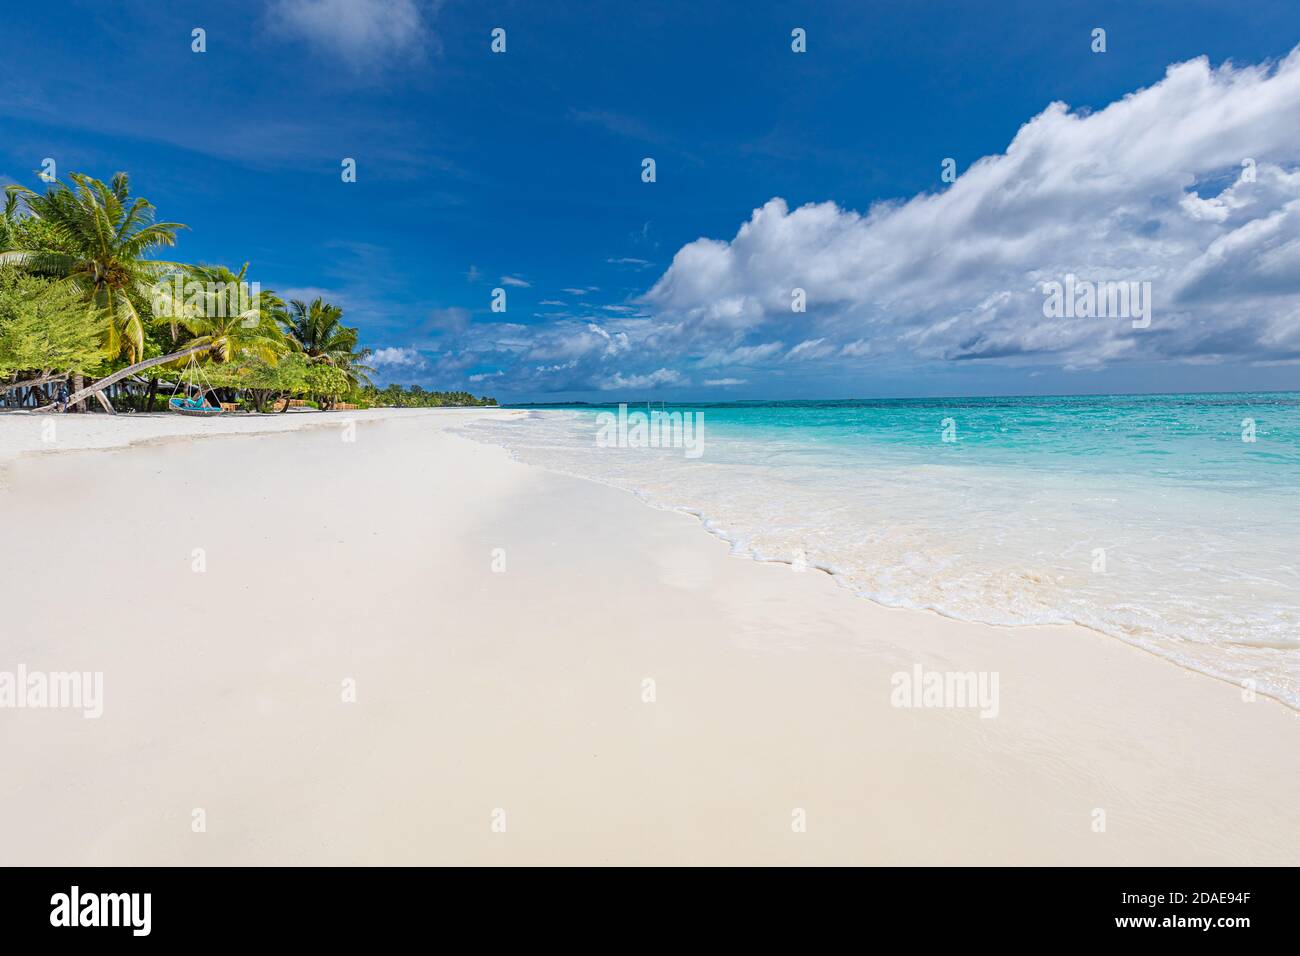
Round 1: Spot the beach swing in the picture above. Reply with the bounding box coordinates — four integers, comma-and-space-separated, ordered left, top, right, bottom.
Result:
167, 353, 224, 417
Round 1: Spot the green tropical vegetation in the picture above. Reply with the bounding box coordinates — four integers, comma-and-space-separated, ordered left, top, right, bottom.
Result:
361, 384, 498, 408
0, 271, 107, 383
0, 172, 496, 413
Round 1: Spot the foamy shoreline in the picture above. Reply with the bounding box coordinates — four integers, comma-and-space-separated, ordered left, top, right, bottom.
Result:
1, 408, 1296, 864
463, 406, 1300, 711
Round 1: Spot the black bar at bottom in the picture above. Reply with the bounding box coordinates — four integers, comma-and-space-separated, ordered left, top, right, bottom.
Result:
0, 866, 1290, 942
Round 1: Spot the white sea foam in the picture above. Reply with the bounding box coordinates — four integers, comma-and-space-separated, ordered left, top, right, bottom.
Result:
459, 409, 1300, 709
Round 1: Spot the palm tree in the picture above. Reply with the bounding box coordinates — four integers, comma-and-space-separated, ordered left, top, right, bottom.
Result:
161, 263, 289, 405
0, 191, 18, 249
169, 263, 288, 362
281, 297, 373, 393
1, 172, 187, 364
51, 265, 290, 413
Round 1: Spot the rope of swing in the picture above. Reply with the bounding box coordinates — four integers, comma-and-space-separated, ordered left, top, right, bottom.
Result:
169, 351, 217, 405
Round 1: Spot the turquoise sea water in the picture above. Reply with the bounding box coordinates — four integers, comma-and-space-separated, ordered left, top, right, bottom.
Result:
461, 393, 1300, 707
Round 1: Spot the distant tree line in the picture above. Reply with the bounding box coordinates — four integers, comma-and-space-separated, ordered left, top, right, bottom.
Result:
360, 384, 497, 408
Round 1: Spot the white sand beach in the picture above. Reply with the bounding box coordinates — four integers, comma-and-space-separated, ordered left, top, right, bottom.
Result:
1, 408, 1296, 865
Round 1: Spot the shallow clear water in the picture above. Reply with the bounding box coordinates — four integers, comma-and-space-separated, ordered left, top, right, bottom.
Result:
460, 394, 1300, 707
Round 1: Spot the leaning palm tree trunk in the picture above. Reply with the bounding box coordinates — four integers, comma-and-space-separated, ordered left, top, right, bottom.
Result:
43, 342, 216, 413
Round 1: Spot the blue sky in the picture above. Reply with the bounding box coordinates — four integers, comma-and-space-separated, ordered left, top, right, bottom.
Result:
3, 0, 1299, 400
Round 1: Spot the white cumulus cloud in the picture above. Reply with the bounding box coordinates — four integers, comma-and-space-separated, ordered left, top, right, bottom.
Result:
370, 346, 425, 368
643, 48, 1300, 369
597, 368, 685, 391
